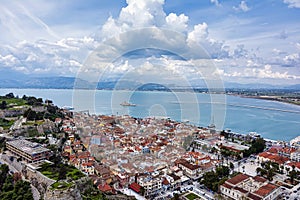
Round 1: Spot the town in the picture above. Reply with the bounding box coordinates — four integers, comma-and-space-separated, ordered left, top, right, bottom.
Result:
1, 93, 300, 200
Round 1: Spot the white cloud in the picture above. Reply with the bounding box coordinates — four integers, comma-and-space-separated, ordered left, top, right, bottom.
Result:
210, 0, 221, 7
187, 23, 209, 43
0, 0, 299, 85
283, 53, 300, 66
0, 54, 17, 66
283, 0, 300, 8
219, 64, 299, 80
233, 1, 250, 12
165, 13, 189, 32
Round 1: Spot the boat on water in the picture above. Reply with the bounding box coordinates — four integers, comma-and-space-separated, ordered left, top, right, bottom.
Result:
248, 132, 260, 137
62, 106, 74, 110
120, 101, 136, 107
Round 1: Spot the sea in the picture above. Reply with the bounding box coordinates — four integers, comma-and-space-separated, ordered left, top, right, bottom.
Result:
1, 89, 300, 142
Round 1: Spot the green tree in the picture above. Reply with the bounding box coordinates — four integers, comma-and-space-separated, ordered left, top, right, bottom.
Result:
289, 170, 297, 185
0, 101, 7, 109
229, 162, 234, 172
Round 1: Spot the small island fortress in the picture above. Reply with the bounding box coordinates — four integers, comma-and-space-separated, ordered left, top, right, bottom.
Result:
0, 93, 300, 200
120, 101, 136, 106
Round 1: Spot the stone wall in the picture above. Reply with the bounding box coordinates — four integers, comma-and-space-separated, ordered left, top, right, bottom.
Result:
44, 185, 82, 200
25, 166, 56, 187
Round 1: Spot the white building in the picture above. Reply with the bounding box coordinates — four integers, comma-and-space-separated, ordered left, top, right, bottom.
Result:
137, 174, 162, 197
220, 173, 282, 200
290, 151, 300, 162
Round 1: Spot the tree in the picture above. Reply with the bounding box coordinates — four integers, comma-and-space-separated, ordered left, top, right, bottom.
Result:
243, 138, 266, 157
286, 167, 290, 175
289, 170, 297, 185
220, 130, 229, 139
256, 167, 262, 175
230, 162, 234, 172
58, 166, 67, 180
5, 93, 14, 98
0, 101, 7, 109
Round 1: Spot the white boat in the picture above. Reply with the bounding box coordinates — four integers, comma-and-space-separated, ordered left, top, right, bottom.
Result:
62, 106, 74, 110
249, 132, 260, 137
120, 101, 136, 107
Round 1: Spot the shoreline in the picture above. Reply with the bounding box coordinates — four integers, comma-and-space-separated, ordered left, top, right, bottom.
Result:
231, 94, 300, 107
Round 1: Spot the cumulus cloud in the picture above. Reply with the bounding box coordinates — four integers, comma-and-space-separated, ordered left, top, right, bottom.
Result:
0, 0, 299, 85
233, 1, 250, 12
283, 53, 300, 66
165, 13, 189, 32
210, 0, 221, 7
216, 64, 299, 80
283, 0, 300, 8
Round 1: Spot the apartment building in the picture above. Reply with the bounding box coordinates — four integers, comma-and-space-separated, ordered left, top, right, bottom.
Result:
6, 139, 51, 163
137, 174, 162, 198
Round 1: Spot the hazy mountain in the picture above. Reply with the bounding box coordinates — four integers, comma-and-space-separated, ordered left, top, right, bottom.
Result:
0, 72, 299, 90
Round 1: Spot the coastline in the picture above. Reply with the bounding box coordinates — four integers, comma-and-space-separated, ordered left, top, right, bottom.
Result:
232, 94, 300, 107
1, 88, 299, 142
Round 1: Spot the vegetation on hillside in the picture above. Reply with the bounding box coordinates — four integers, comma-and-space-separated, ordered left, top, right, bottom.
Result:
38, 162, 85, 181
0, 164, 33, 200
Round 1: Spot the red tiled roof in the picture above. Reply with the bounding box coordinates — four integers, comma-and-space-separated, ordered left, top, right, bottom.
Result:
234, 186, 248, 194
226, 173, 249, 186
287, 162, 300, 170
254, 183, 277, 197
162, 178, 170, 185
98, 183, 112, 192
82, 162, 93, 167
129, 182, 141, 193
221, 183, 233, 189
258, 152, 289, 164
248, 193, 262, 200
267, 147, 280, 154
253, 176, 267, 183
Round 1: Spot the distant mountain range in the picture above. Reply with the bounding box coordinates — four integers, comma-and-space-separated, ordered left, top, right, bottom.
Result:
0, 75, 299, 90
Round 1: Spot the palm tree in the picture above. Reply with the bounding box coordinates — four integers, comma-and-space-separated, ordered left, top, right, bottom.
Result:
237, 161, 241, 172
256, 167, 262, 175
230, 162, 234, 172
242, 165, 245, 173
286, 167, 290, 175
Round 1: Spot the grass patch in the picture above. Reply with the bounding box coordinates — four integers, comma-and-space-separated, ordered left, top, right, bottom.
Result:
0, 118, 15, 130
23, 120, 44, 126
0, 97, 27, 106
185, 193, 201, 200
27, 127, 41, 137
39, 162, 85, 181
51, 181, 73, 190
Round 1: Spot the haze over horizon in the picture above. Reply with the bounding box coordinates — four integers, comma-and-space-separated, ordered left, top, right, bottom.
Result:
0, 0, 300, 86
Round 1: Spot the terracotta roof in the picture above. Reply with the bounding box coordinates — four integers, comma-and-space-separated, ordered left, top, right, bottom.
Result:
98, 183, 112, 192
226, 173, 249, 186
129, 182, 141, 193
258, 151, 289, 164
267, 147, 280, 154
248, 193, 262, 200
169, 173, 180, 181
234, 186, 248, 194
254, 183, 278, 197
221, 183, 233, 189
287, 162, 300, 170
176, 159, 200, 170
253, 176, 267, 183
162, 178, 170, 185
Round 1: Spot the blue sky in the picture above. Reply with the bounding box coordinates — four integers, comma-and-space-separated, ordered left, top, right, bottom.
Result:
0, 0, 300, 86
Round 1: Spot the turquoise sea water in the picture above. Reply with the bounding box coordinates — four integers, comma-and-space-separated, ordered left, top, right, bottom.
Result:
1, 89, 299, 141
